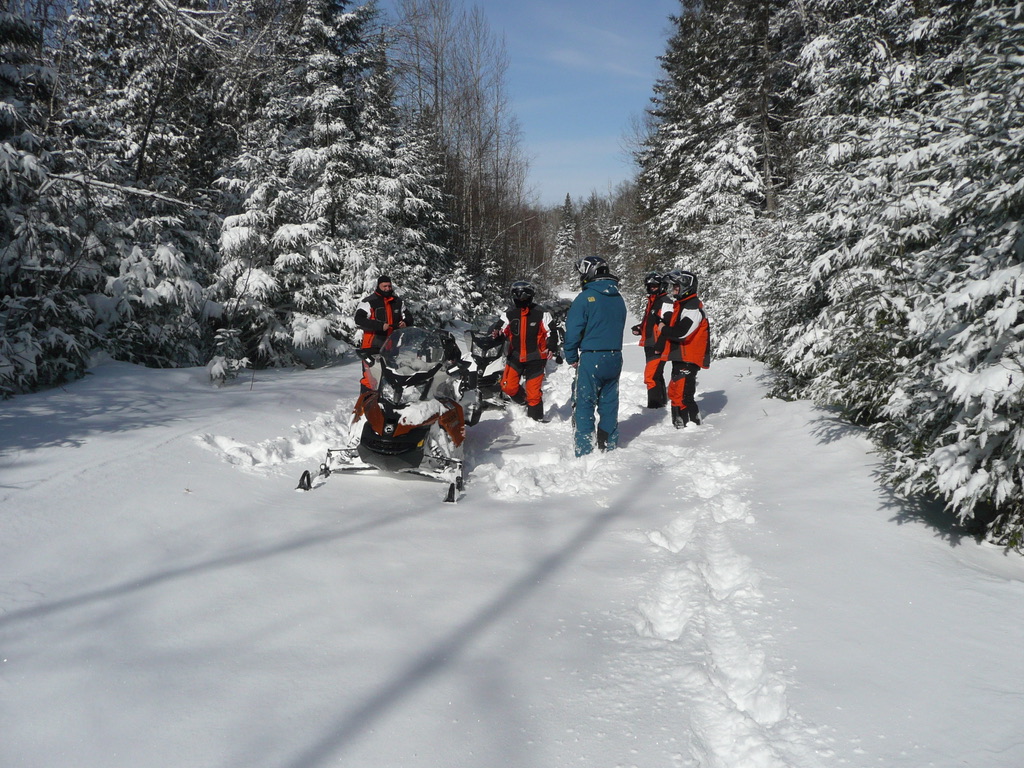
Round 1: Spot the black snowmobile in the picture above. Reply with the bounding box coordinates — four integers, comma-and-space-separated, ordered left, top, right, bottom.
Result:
463, 314, 507, 426
296, 327, 475, 502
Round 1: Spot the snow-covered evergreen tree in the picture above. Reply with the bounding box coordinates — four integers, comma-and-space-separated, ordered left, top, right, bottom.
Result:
215, 0, 371, 368
338, 52, 466, 333
577, 192, 617, 262
876, 2, 1024, 546
632, 0, 1022, 546
636, 0, 802, 359
764, 0, 926, 421
753, 0, 1022, 544
0, 9, 99, 396
215, 1, 464, 374
63, 0, 223, 368
552, 194, 579, 287
601, 181, 660, 304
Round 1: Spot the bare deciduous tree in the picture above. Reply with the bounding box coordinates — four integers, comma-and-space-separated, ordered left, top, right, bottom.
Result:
387, 0, 537, 296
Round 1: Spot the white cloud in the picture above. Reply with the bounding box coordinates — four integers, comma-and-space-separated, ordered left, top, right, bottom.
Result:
543, 46, 653, 80
533, 3, 670, 81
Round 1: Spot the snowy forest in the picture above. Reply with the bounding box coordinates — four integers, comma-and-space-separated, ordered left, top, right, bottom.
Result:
2, 0, 1022, 548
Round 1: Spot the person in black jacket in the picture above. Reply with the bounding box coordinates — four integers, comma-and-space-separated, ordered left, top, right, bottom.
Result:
497, 280, 559, 421
631, 271, 667, 409
355, 275, 410, 355
355, 275, 411, 391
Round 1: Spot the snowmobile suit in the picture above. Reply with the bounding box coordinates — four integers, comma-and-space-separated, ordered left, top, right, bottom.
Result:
498, 303, 556, 413
563, 275, 628, 456
355, 290, 411, 356
633, 290, 667, 408
356, 287, 411, 392
658, 293, 710, 426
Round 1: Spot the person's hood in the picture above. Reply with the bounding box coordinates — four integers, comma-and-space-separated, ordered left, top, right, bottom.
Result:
586, 276, 621, 297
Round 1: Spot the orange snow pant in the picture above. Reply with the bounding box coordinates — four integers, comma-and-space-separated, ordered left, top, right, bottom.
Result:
644, 357, 665, 391
643, 348, 667, 405
500, 359, 545, 406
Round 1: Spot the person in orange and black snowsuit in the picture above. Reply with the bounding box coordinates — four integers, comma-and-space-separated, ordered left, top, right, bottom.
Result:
497, 280, 559, 421
658, 270, 711, 428
631, 271, 667, 409
354, 275, 411, 392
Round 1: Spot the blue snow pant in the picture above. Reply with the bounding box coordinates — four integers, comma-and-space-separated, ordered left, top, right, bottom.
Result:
573, 350, 622, 457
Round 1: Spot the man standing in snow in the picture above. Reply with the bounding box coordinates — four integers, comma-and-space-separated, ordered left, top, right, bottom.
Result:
497, 280, 559, 422
563, 256, 628, 456
355, 275, 410, 355
631, 271, 668, 409
354, 275, 410, 391
658, 270, 711, 428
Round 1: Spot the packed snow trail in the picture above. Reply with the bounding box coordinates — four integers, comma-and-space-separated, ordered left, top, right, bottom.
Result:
470, 365, 812, 766
197, 350, 830, 768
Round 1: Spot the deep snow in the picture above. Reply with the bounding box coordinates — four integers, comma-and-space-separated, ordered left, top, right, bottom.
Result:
2, 322, 1023, 768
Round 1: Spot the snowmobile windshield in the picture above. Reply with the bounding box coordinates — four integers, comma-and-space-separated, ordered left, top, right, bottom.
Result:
379, 327, 448, 379
539, 298, 571, 320
470, 315, 502, 335
468, 315, 504, 355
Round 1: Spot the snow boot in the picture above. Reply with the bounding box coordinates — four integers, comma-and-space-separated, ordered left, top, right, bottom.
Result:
681, 400, 701, 426
646, 389, 666, 409
527, 402, 546, 422
510, 390, 527, 406
597, 428, 608, 451
672, 406, 689, 429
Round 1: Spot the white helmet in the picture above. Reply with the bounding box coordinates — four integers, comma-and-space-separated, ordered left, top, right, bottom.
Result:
663, 269, 698, 296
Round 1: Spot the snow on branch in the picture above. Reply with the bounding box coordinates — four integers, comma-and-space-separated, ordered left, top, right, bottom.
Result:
45, 173, 191, 208
152, 0, 232, 49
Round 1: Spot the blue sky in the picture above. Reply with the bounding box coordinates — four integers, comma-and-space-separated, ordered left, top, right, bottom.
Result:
379, 0, 679, 207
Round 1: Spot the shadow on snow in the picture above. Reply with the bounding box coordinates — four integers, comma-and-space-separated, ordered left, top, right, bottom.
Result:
278, 472, 651, 768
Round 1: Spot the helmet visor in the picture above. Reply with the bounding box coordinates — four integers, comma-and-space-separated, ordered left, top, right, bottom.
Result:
510, 281, 534, 300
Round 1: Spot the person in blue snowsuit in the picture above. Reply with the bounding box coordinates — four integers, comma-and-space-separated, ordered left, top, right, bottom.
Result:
563, 256, 628, 457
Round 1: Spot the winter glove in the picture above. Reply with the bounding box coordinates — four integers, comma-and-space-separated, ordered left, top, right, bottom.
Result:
631, 324, 641, 336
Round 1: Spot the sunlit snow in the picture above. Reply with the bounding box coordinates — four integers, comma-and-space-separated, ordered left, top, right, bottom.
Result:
2, 330, 1022, 768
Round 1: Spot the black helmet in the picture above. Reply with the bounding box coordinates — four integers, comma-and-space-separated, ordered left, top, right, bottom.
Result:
663, 269, 698, 297
575, 255, 609, 283
644, 271, 663, 293
510, 280, 535, 303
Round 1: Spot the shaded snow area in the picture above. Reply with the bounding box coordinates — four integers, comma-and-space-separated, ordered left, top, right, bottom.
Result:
2, 341, 1023, 768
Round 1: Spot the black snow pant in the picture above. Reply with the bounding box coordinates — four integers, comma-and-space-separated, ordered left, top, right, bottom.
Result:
669, 361, 701, 425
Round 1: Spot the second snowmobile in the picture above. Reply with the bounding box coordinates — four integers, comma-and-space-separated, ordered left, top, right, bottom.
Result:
463, 314, 507, 426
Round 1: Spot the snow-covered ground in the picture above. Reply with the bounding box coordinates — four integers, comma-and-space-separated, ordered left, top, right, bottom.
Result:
2, 323, 1023, 768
